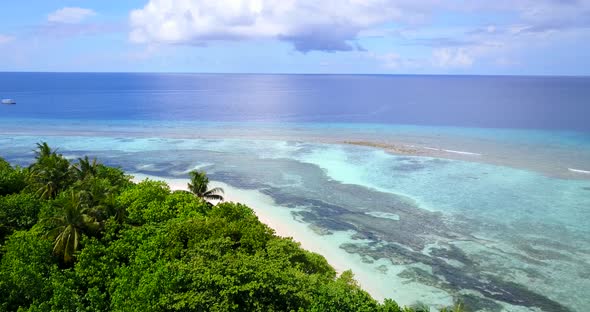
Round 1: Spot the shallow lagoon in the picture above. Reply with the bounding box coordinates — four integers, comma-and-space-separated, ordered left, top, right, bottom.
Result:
2, 122, 589, 312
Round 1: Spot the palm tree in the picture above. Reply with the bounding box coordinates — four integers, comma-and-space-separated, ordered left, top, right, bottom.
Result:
45, 190, 99, 263
29, 153, 72, 199
29, 142, 72, 199
73, 156, 98, 179
78, 180, 118, 222
102, 192, 126, 224
187, 170, 224, 203
34, 141, 54, 160
30, 154, 71, 199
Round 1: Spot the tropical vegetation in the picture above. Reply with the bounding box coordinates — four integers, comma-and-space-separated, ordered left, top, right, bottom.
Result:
188, 169, 224, 203
0, 142, 465, 311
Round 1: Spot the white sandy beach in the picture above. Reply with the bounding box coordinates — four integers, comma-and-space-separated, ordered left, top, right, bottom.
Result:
131, 173, 454, 307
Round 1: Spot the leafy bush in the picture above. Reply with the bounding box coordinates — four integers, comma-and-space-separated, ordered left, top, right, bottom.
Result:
0, 158, 27, 196
0, 192, 45, 242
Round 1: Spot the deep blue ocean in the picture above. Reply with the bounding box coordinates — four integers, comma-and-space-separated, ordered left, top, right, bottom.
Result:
1, 73, 590, 312
1, 72, 589, 131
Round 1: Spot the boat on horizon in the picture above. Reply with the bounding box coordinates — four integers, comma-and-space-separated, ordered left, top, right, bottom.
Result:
1, 99, 16, 105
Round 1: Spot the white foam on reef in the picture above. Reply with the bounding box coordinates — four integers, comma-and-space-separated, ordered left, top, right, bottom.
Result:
568, 168, 590, 174
299, 144, 590, 225
171, 163, 214, 175
135, 163, 159, 172
63, 154, 83, 160
130, 173, 455, 308
423, 146, 482, 156
365, 211, 400, 221
442, 149, 481, 156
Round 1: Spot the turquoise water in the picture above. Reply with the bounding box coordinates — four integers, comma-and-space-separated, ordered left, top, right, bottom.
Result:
2, 73, 590, 311
2, 121, 589, 312
3, 118, 590, 177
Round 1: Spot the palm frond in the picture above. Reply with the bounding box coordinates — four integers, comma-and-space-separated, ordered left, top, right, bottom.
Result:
204, 187, 224, 195
204, 194, 224, 201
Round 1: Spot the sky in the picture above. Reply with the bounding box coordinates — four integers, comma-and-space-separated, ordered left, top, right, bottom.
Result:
0, 0, 589, 75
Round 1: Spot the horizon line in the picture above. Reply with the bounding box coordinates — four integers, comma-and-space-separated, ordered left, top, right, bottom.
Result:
0, 71, 589, 78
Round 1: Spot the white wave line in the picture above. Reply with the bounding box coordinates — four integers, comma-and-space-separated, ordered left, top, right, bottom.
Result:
173, 163, 213, 175
442, 149, 482, 156
568, 168, 590, 174
423, 146, 481, 156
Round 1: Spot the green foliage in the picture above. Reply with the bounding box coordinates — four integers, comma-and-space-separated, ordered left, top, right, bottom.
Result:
167, 190, 211, 218
74, 176, 118, 220
0, 158, 27, 196
27, 143, 73, 199
72, 156, 132, 193
118, 179, 174, 224
108, 208, 316, 311
0, 144, 468, 312
71, 163, 132, 224
0, 192, 45, 242
188, 170, 224, 202
94, 164, 133, 190
308, 270, 379, 312
44, 190, 99, 263
72, 156, 98, 180
0, 229, 56, 311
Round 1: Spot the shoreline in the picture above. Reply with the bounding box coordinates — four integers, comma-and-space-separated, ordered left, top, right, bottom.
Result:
131, 173, 455, 307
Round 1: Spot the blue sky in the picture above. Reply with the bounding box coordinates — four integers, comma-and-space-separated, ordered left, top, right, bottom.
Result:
1, 0, 589, 75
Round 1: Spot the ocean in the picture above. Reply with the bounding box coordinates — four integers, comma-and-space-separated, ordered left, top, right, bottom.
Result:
1, 73, 589, 312
1, 73, 590, 130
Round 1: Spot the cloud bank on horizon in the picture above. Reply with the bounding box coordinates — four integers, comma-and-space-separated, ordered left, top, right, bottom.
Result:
0, 0, 589, 74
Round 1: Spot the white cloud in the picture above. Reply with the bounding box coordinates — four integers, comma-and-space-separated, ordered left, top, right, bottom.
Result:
0, 34, 14, 44
429, 40, 507, 69
48, 7, 96, 24
370, 39, 508, 71
432, 48, 474, 68
128, 0, 590, 61
370, 52, 423, 70
129, 0, 440, 52
378, 53, 403, 69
